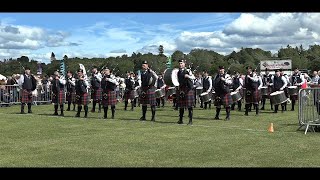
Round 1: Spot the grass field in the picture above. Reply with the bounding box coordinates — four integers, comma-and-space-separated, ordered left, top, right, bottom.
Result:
0, 101, 319, 167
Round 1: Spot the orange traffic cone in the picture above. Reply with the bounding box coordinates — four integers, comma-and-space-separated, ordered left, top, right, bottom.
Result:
268, 123, 274, 133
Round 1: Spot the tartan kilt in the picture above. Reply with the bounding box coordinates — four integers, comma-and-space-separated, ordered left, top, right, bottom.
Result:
20, 89, 33, 103
245, 89, 260, 104
139, 87, 156, 106
102, 90, 117, 106
214, 93, 233, 107
124, 90, 135, 100
76, 93, 90, 105
177, 87, 194, 108
91, 88, 102, 101
66, 91, 76, 103
52, 90, 65, 104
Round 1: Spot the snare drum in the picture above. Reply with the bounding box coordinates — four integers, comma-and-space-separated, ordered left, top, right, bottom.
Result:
288, 86, 298, 96
155, 89, 163, 98
196, 87, 203, 96
270, 91, 287, 105
200, 92, 211, 103
260, 86, 268, 96
167, 87, 176, 96
230, 91, 242, 102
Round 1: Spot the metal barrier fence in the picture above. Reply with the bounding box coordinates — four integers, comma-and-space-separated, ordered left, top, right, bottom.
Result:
0, 84, 53, 106
298, 88, 320, 134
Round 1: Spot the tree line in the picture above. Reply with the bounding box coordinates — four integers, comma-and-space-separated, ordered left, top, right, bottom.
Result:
1, 44, 320, 77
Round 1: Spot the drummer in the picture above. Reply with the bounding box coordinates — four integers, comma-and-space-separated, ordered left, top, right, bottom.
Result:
231, 72, 243, 111
201, 71, 212, 110
280, 69, 290, 111
289, 67, 305, 111
193, 72, 202, 108
261, 68, 273, 110
269, 69, 288, 113
243, 66, 261, 116
156, 73, 166, 108
213, 66, 233, 120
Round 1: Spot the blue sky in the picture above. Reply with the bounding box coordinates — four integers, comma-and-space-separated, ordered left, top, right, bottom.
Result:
0, 13, 319, 64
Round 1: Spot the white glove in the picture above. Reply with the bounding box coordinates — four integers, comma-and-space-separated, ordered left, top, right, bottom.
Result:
258, 87, 261, 90
280, 87, 284, 91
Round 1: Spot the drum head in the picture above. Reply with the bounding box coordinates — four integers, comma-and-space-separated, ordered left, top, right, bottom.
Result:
171, 68, 179, 86
261, 87, 267, 89
200, 92, 208, 96
288, 86, 297, 89
230, 92, 237, 95
196, 87, 203, 90
168, 87, 175, 90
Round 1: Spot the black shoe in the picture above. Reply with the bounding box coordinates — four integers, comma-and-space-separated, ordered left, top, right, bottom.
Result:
75, 113, 80, 117
177, 120, 183, 124
214, 117, 220, 120
187, 121, 192, 125
273, 111, 277, 113
244, 113, 248, 116
53, 112, 58, 116
20, 111, 26, 114
84, 115, 87, 118
225, 117, 230, 121
28, 110, 32, 113
260, 107, 265, 110
140, 117, 146, 121
66, 108, 70, 111
91, 109, 95, 113
151, 118, 155, 122
60, 113, 64, 116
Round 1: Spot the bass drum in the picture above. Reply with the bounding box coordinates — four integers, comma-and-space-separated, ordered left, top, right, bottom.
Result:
163, 68, 180, 87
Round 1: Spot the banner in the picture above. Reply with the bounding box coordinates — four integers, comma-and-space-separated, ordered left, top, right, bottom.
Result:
260, 60, 292, 70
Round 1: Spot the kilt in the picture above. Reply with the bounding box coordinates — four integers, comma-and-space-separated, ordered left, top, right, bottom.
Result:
66, 91, 76, 103
177, 87, 194, 108
91, 88, 102, 101
245, 89, 260, 104
76, 93, 90, 105
214, 93, 233, 107
139, 87, 156, 106
124, 90, 135, 100
20, 89, 33, 103
102, 90, 117, 106
52, 90, 65, 104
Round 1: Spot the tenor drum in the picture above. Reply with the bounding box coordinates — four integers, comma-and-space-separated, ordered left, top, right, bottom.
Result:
196, 87, 203, 96
200, 92, 211, 103
155, 89, 163, 98
230, 91, 242, 102
167, 87, 176, 96
288, 86, 298, 96
260, 86, 268, 96
270, 91, 288, 105
163, 68, 180, 87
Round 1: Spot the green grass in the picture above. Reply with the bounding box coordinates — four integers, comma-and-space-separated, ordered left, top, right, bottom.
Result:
0, 102, 319, 167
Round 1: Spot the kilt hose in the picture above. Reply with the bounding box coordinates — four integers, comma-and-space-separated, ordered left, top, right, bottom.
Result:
245, 89, 260, 104
124, 89, 135, 101
214, 92, 233, 107
21, 89, 33, 104
102, 90, 117, 106
91, 88, 102, 102
177, 86, 194, 108
139, 86, 156, 106
76, 93, 90, 105
66, 91, 76, 103
52, 89, 65, 105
